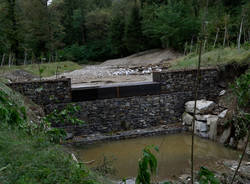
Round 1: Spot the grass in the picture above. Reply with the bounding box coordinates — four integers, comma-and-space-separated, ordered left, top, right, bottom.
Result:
0, 129, 101, 184
0, 82, 112, 184
170, 47, 250, 70
0, 61, 82, 77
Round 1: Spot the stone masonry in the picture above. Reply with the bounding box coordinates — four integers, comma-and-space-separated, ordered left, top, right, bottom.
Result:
45, 68, 222, 135
8, 78, 71, 105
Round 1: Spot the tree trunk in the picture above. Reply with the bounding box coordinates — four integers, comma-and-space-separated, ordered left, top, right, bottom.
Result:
213, 28, 219, 48
24, 50, 27, 65
8, 0, 19, 65
190, 36, 194, 53
237, 15, 244, 49
184, 42, 187, 55
8, 53, 12, 67
55, 51, 58, 62
1, 54, 6, 67
223, 25, 227, 47
203, 38, 207, 52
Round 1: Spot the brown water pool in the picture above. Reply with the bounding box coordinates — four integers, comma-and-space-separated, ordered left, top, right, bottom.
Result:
71, 134, 241, 181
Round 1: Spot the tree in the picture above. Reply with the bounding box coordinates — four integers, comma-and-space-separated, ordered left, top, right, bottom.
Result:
109, 13, 126, 57
125, 4, 143, 54
142, 1, 200, 50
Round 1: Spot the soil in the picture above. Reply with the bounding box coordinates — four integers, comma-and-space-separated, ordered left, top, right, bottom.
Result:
47, 49, 181, 87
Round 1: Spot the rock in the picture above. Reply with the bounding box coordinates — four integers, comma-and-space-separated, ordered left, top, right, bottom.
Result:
219, 90, 226, 96
246, 144, 250, 158
195, 121, 207, 132
208, 116, 218, 140
65, 132, 74, 140
182, 112, 193, 125
199, 132, 209, 138
237, 136, 248, 150
195, 114, 218, 122
219, 81, 227, 88
179, 174, 191, 183
218, 109, 228, 119
224, 160, 250, 179
185, 100, 215, 114
229, 137, 235, 147
118, 179, 135, 184
219, 127, 231, 144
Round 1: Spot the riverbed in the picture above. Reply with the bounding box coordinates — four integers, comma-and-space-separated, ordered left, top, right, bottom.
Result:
72, 134, 241, 181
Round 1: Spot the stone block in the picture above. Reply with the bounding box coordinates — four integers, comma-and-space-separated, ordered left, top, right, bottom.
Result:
185, 100, 215, 115
182, 112, 193, 125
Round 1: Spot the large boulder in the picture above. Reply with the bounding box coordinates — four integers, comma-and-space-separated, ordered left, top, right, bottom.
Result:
195, 114, 218, 122
182, 112, 193, 125
208, 116, 219, 140
195, 121, 207, 132
219, 127, 231, 144
185, 100, 215, 115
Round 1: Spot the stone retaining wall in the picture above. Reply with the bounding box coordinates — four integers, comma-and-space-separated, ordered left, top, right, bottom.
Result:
153, 68, 219, 93
47, 90, 220, 135
8, 68, 221, 136
8, 78, 71, 105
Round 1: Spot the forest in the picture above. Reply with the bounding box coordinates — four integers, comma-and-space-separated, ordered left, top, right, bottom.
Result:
0, 0, 249, 65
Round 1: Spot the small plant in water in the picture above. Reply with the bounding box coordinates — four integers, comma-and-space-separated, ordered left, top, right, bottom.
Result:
94, 155, 117, 176
198, 167, 220, 184
136, 145, 159, 184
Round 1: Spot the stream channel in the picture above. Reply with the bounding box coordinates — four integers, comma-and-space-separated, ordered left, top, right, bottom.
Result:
71, 134, 242, 181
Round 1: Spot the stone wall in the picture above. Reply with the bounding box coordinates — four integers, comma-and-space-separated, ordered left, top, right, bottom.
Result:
48, 91, 220, 135
11, 68, 221, 135
153, 67, 219, 93
8, 78, 71, 105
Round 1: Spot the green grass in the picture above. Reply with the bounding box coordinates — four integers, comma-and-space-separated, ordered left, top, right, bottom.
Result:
0, 129, 101, 184
0, 61, 82, 77
0, 82, 112, 184
170, 47, 250, 70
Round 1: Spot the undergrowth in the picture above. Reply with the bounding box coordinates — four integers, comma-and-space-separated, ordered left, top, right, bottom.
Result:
0, 82, 102, 184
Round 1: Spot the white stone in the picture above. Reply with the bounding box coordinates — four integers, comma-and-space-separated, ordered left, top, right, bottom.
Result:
195, 121, 207, 132
195, 114, 218, 122
218, 109, 228, 119
199, 132, 209, 138
185, 100, 215, 114
208, 116, 218, 140
182, 112, 193, 125
219, 127, 231, 144
207, 116, 218, 126
219, 90, 226, 96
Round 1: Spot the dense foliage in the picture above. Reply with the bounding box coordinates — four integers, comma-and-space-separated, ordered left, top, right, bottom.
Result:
0, 0, 249, 63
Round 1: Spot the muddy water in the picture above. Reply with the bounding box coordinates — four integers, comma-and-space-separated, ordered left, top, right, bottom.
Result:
72, 134, 240, 180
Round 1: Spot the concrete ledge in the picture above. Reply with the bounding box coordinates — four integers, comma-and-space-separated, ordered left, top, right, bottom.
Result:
67, 124, 188, 146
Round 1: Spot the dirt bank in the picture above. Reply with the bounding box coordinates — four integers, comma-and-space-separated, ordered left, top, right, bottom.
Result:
48, 49, 181, 87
